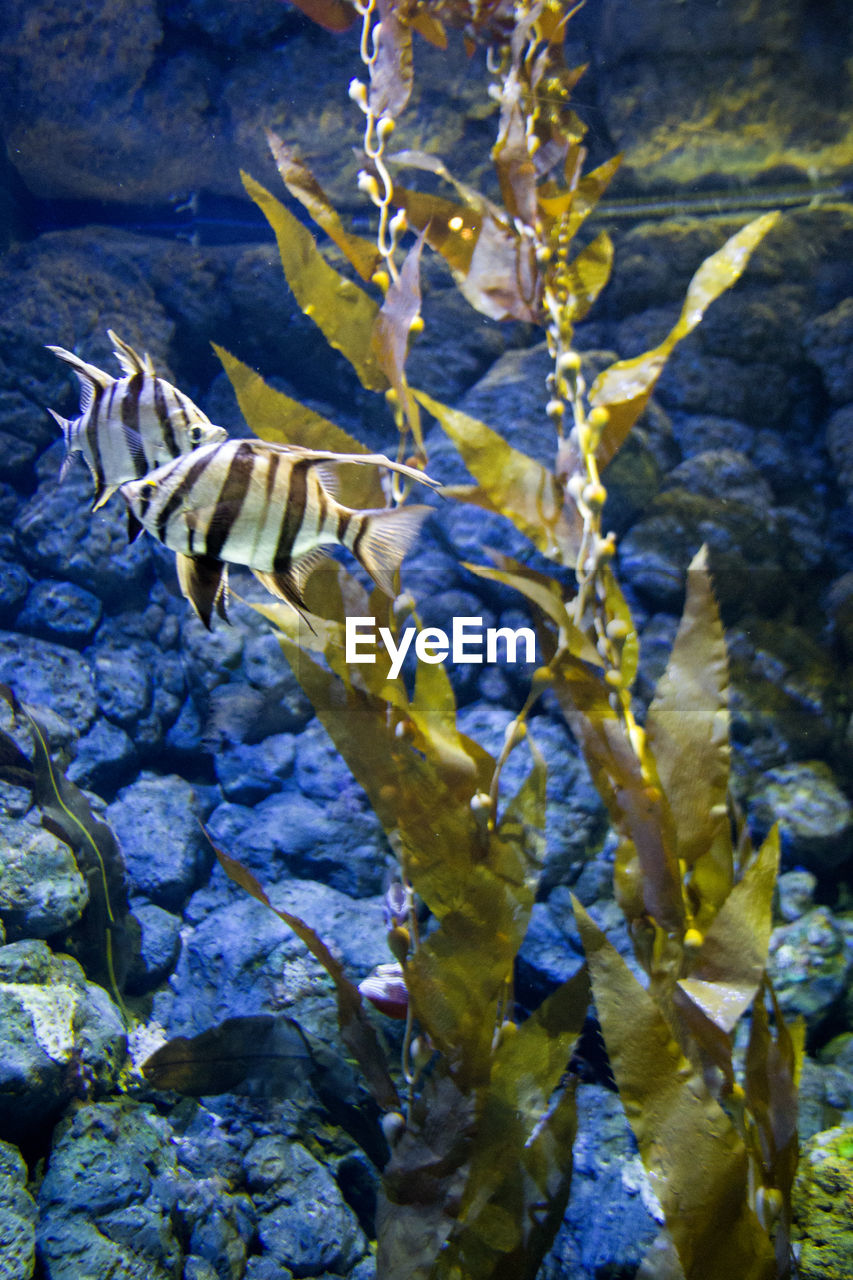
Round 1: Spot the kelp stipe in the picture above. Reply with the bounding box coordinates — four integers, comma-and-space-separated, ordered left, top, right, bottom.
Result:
175, 2, 800, 1276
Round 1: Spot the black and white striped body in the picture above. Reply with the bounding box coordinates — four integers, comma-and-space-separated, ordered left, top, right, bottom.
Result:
47, 332, 227, 506
120, 439, 435, 624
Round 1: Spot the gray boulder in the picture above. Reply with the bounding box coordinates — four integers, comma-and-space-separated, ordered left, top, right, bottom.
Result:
0, 814, 88, 941
0, 940, 126, 1146
0, 1139, 36, 1280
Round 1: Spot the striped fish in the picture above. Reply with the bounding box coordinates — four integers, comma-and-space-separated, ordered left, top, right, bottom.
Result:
120, 439, 438, 627
47, 331, 228, 508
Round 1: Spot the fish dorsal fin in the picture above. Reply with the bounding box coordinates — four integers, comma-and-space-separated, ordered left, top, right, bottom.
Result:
107, 330, 146, 377
350, 503, 432, 596
275, 445, 440, 491
46, 345, 111, 413
176, 554, 230, 630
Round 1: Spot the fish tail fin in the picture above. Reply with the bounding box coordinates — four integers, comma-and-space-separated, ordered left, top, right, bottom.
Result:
48, 406, 73, 455
347, 504, 432, 596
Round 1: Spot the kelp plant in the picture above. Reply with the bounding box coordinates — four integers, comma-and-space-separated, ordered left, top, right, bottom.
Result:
149, 3, 802, 1278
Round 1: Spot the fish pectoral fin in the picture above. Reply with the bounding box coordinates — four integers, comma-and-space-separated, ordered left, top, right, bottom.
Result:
353, 504, 432, 596
176, 554, 230, 630
91, 484, 119, 512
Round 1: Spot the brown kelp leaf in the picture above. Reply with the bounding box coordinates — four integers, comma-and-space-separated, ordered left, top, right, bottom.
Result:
287, 0, 357, 31
454, 969, 588, 1236
550, 657, 684, 935
574, 901, 777, 1280
678, 827, 779, 1034
376, 1070, 476, 1280
591, 213, 781, 470
214, 843, 398, 1110
460, 209, 541, 322
416, 390, 583, 566
391, 183, 482, 277
0, 684, 130, 1004
265, 131, 380, 282
645, 546, 730, 871
241, 171, 388, 392
371, 228, 426, 448
142, 1015, 312, 1097
370, 0, 414, 120
214, 345, 386, 509
745, 980, 803, 1273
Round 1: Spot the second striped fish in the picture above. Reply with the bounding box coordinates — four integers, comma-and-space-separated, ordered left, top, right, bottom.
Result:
120, 439, 438, 626
47, 331, 227, 508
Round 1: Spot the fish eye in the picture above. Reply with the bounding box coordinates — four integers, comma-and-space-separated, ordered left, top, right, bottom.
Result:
189, 425, 203, 445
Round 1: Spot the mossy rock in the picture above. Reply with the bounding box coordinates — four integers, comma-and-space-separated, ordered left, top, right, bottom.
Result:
791, 1123, 853, 1279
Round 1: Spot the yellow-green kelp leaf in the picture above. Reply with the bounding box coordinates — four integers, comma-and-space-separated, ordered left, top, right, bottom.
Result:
462, 555, 602, 667
241, 170, 388, 392
590, 212, 781, 471
645, 546, 730, 876
214, 841, 398, 1111
677, 827, 779, 1034
265, 130, 380, 282
538, 153, 622, 234
416, 389, 583, 565
404, 756, 546, 1087
553, 229, 614, 325
550, 655, 684, 935
214, 345, 386, 509
574, 901, 777, 1280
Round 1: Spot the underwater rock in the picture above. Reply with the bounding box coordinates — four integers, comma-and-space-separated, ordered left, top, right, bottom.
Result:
816, 1035, 853, 1123
125, 901, 182, 995
65, 718, 139, 797
618, 483, 792, 617
516, 895, 585, 1009
767, 908, 852, 1031
542, 1083, 660, 1278
748, 760, 853, 873
246, 1135, 369, 1277
0, 1139, 36, 1280
727, 619, 838, 775
776, 868, 818, 923
14, 447, 152, 607
106, 773, 211, 912
0, 940, 126, 1147
0, 557, 30, 627
791, 1123, 853, 1280
206, 787, 390, 899
0, 814, 88, 941
827, 404, 853, 509
0, 630, 98, 730
37, 1098, 255, 1280
805, 297, 853, 404
214, 732, 297, 805
16, 579, 102, 649
154, 877, 386, 1041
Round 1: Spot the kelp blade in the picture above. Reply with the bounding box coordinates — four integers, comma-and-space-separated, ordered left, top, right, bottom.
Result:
574, 901, 776, 1280
241, 170, 388, 391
